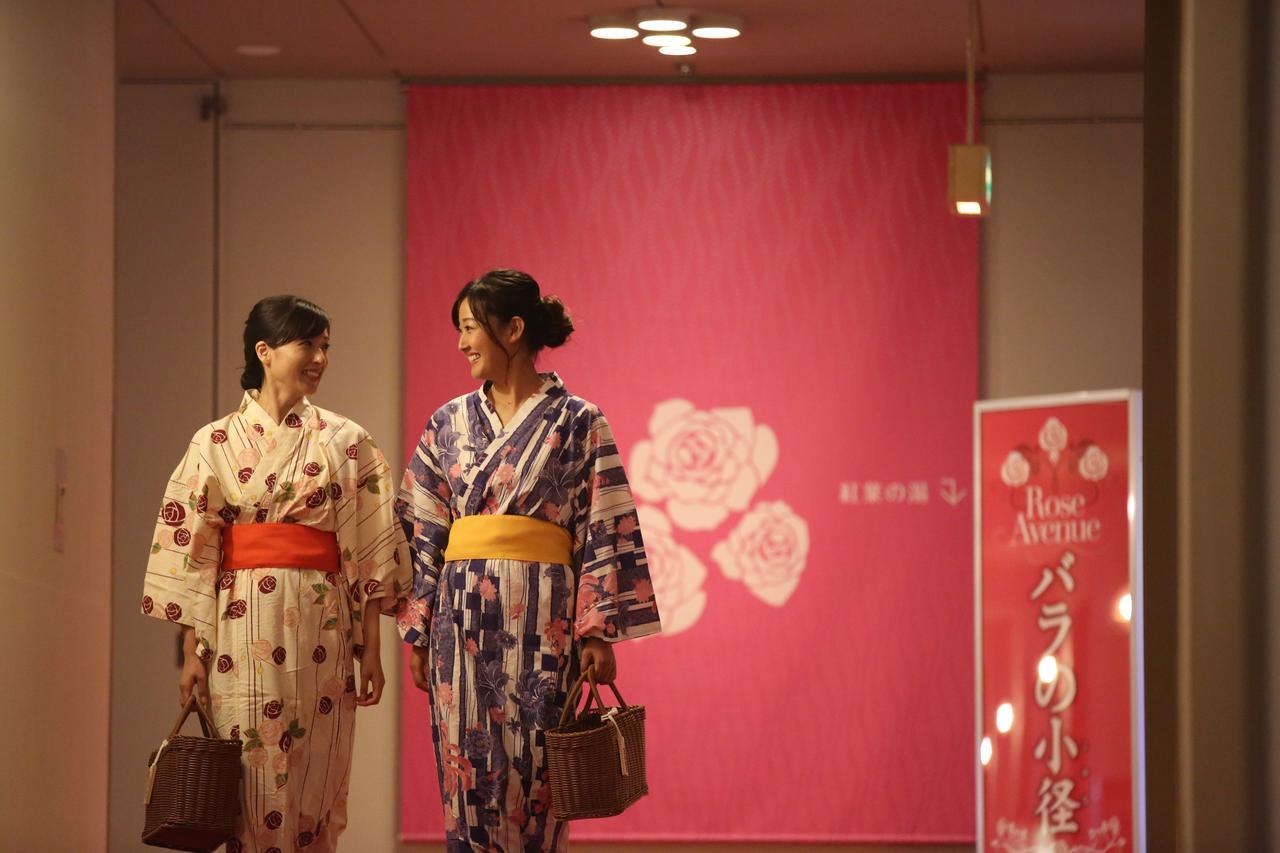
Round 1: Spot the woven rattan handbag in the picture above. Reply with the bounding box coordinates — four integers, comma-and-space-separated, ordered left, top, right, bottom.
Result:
142, 695, 243, 852
546, 668, 648, 821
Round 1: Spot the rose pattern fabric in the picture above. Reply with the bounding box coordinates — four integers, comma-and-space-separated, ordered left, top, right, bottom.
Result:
629, 399, 778, 531
395, 373, 661, 851
141, 390, 410, 852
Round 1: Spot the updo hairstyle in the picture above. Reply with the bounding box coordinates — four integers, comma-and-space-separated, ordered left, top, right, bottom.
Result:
451, 269, 574, 356
239, 295, 330, 390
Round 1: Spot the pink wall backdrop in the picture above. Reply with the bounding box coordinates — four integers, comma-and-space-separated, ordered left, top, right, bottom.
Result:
402, 83, 978, 842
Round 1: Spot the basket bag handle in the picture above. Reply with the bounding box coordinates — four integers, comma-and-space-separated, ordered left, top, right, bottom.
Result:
556, 666, 636, 777
557, 665, 629, 728
168, 694, 222, 740
144, 696, 222, 806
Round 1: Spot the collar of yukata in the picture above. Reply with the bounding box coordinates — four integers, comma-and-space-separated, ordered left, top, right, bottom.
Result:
538, 371, 564, 394
239, 389, 312, 429
480, 371, 563, 413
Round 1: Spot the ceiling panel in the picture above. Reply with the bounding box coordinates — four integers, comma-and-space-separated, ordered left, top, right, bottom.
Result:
980, 0, 1144, 72
116, 0, 1144, 81
353, 0, 977, 78
117, 0, 217, 78
121, 0, 395, 79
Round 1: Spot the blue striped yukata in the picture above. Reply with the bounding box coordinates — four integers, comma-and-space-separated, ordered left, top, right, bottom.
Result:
396, 372, 662, 851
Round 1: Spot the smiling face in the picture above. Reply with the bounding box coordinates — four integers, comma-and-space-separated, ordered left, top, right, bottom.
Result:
259, 331, 330, 399
457, 299, 520, 382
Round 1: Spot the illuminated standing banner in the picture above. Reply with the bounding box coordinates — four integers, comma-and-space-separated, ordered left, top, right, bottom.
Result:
974, 392, 1144, 852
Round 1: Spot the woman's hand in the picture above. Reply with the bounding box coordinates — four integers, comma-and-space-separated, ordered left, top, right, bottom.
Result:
409, 646, 432, 692
178, 626, 208, 707
357, 598, 386, 706
579, 637, 617, 684
356, 652, 385, 706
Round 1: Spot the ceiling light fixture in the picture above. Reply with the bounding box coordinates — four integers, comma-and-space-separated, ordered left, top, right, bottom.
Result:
948, 0, 990, 217
588, 6, 742, 71
690, 13, 742, 38
235, 44, 281, 57
642, 33, 691, 47
635, 6, 691, 31
590, 15, 640, 39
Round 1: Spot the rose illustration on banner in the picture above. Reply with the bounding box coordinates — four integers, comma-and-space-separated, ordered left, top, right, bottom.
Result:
634, 505, 707, 636
990, 815, 1126, 853
711, 500, 810, 607
1038, 416, 1069, 463
630, 399, 779, 531
999, 451, 1030, 488
999, 417, 1111, 508
1078, 443, 1109, 482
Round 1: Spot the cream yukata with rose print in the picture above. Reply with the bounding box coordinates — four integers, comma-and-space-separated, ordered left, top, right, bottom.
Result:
141, 390, 409, 853
397, 372, 662, 852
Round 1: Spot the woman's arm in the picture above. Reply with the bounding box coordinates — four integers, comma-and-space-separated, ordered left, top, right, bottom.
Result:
395, 418, 454, 648
356, 596, 386, 706
178, 625, 208, 707
144, 434, 225, 701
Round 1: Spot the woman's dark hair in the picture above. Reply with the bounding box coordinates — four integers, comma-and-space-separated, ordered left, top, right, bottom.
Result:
451, 269, 574, 358
240, 295, 330, 390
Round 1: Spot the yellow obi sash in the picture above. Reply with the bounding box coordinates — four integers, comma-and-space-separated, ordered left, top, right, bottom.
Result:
444, 515, 573, 565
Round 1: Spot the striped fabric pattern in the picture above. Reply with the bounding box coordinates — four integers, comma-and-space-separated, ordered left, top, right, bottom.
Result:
396, 373, 661, 850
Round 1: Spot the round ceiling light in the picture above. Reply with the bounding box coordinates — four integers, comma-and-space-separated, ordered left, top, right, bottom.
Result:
635, 6, 691, 31
691, 13, 742, 38
642, 33, 691, 47
589, 15, 640, 39
659, 44, 697, 55
235, 44, 281, 57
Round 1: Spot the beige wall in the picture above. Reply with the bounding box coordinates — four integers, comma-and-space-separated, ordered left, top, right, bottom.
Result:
112, 73, 1143, 852
981, 73, 1144, 399
0, 0, 115, 848
111, 82, 217, 851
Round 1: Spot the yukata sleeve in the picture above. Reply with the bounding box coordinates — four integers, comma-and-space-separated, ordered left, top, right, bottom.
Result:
394, 421, 453, 647
571, 410, 662, 643
140, 435, 225, 660
330, 427, 411, 652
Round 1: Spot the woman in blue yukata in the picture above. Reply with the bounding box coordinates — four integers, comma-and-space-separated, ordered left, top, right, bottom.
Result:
396, 269, 663, 851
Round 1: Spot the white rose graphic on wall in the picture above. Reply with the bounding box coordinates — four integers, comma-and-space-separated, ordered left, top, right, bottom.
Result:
711, 501, 810, 607
635, 506, 707, 636
630, 399, 779, 531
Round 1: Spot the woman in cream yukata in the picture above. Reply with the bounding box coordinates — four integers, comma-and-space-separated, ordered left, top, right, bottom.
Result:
397, 270, 663, 852
141, 295, 409, 852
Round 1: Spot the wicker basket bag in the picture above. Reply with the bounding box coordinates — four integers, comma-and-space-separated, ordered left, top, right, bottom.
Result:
545, 668, 648, 821
142, 695, 243, 852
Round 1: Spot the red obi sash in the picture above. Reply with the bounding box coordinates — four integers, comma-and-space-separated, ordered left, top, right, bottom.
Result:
221, 523, 340, 572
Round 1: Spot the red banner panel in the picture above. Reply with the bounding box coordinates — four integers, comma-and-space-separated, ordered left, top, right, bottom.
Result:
976, 393, 1144, 852
404, 83, 978, 842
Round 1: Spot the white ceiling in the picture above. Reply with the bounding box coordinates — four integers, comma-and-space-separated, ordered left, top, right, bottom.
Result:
118, 0, 1144, 80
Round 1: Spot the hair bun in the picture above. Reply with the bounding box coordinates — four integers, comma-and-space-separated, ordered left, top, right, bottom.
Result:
538, 295, 574, 349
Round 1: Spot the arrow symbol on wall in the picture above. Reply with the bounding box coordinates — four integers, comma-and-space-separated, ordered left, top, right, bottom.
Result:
939, 478, 968, 506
